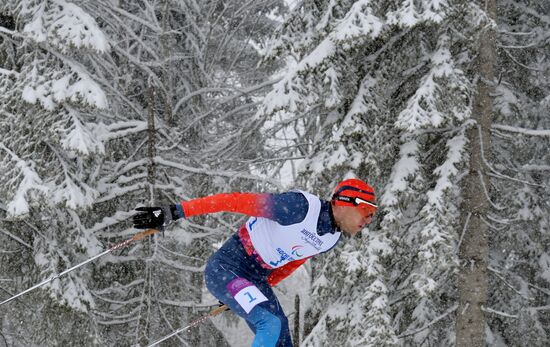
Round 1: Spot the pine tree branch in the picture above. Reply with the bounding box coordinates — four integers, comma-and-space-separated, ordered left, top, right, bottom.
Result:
0, 227, 32, 249
0, 68, 18, 76
154, 157, 281, 187
502, 0, 550, 25
487, 266, 533, 300
455, 212, 471, 254
492, 124, 550, 137
0, 25, 22, 37
519, 164, 550, 172
481, 306, 518, 319
0, 330, 7, 347
398, 304, 459, 338
100, 1, 161, 32
477, 170, 504, 210
499, 47, 544, 71
476, 125, 547, 187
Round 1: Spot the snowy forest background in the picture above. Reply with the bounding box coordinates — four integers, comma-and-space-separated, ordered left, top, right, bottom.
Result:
0, 0, 548, 346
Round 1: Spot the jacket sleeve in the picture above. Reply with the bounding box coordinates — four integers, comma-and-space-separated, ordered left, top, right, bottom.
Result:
267, 257, 310, 287
181, 192, 273, 218
181, 192, 309, 225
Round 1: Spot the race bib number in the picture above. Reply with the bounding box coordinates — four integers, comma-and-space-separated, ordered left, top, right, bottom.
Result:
227, 278, 268, 314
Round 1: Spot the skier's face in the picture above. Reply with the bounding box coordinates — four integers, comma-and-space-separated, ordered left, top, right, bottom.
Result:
333, 205, 374, 236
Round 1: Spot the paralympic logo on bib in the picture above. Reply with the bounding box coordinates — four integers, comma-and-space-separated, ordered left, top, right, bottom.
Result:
291, 245, 304, 257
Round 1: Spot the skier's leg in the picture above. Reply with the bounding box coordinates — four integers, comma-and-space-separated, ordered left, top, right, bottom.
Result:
246, 289, 291, 347
205, 256, 292, 347
242, 303, 292, 347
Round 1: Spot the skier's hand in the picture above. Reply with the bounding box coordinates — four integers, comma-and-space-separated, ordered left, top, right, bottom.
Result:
132, 205, 182, 229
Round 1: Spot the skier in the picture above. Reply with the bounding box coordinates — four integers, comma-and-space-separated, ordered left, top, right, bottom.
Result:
133, 178, 377, 347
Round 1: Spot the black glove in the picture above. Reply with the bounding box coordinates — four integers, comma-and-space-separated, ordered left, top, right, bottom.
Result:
132, 205, 182, 229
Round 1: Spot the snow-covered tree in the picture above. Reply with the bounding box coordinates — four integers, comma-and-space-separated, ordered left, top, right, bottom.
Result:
483, 0, 550, 345
259, 0, 549, 346
1, 0, 285, 345
0, 0, 110, 345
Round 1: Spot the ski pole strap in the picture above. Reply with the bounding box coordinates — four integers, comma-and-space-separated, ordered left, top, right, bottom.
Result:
146, 305, 229, 347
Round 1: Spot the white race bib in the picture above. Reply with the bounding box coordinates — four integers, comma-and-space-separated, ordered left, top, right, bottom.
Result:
227, 278, 268, 314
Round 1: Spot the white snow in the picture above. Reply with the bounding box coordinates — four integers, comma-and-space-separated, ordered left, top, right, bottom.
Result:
0, 144, 49, 215
425, 133, 466, 210
538, 253, 550, 283
493, 123, 550, 137
60, 113, 106, 155
381, 139, 420, 206
24, 0, 109, 53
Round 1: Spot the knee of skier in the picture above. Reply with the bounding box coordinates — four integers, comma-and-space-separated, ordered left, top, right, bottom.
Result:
251, 309, 282, 347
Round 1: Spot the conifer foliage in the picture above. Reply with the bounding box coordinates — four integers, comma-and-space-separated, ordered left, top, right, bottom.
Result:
259, 0, 549, 346
0, 0, 548, 346
0, 0, 283, 345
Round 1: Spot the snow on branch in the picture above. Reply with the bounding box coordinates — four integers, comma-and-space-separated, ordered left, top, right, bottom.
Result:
96, 316, 139, 326
89, 120, 147, 142
0, 26, 21, 37
331, 0, 384, 47
0, 68, 19, 77
23, 0, 109, 53
425, 132, 466, 211
398, 304, 458, 338
0, 227, 33, 249
388, 0, 449, 27
22, 58, 108, 110
155, 157, 282, 187
488, 266, 533, 300
521, 164, 550, 172
381, 139, 420, 206
46, 144, 99, 209
0, 143, 49, 215
492, 124, 550, 137
482, 306, 518, 319
92, 279, 145, 295
157, 299, 218, 308
503, 0, 550, 25
258, 1, 384, 117
154, 255, 205, 272
396, 35, 468, 131
89, 211, 135, 235
58, 109, 105, 155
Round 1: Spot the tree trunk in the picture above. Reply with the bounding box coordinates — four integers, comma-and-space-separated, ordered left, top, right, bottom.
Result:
137, 82, 157, 346
147, 83, 157, 204
456, 0, 496, 346
293, 294, 300, 346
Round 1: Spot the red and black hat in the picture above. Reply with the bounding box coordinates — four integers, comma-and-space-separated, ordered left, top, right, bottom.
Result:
331, 178, 377, 216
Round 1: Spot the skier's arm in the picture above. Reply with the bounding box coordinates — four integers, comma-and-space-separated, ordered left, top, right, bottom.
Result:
181, 193, 273, 218
133, 192, 309, 229
267, 258, 310, 287
181, 192, 309, 225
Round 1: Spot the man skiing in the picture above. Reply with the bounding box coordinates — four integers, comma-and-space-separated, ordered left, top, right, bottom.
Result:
133, 178, 377, 347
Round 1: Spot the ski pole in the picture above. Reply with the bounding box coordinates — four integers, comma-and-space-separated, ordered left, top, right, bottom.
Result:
0, 228, 161, 307
146, 304, 229, 347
